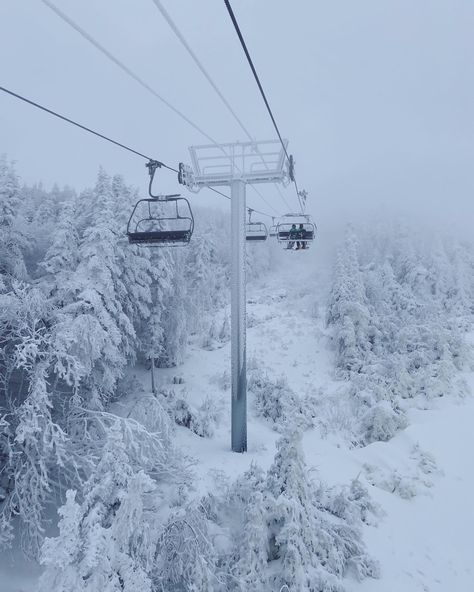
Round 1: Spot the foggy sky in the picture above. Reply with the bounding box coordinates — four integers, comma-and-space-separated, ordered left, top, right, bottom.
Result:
1, 0, 473, 232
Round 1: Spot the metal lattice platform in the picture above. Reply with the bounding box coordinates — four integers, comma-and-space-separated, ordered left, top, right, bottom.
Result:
186, 139, 289, 188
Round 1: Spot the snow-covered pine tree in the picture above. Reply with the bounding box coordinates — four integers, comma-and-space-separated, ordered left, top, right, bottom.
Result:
0, 284, 69, 556
141, 282, 165, 365
446, 239, 474, 322
154, 501, 220, 592
326, 222, 473, 444
111, 175, 153, 333
13, 361, 68, 556
248, 364, 315, 431
40, 197, 80, 304
159, 249, 188, 367
184, 232, 214, 336
55, 169, 136, 405
18, 182, 47, 224
327, 226, 370, 377
266, 430, 377, 591
39, 423, 159, 592
33, 183, 62, 229
190, 434, 379, 591
266, 430, 326, 591
226, 463, 269, 590
140, 248, 173, 366
0, 155, 27, 287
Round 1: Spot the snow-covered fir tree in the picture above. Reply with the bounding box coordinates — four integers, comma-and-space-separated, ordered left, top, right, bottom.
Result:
326, 222, 473, 444
39, 424, 158, 592
3, 159, 471, 592
0, 155, 28, 287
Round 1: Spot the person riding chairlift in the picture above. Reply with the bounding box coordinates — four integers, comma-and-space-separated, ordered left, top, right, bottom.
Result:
288, 223, 298, 249
298, 223, 307, 250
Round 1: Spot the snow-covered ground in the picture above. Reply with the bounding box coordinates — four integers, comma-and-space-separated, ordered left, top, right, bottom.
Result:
2, 246, 473, 591
130, 247, 474, 592
352, 397, 474, 592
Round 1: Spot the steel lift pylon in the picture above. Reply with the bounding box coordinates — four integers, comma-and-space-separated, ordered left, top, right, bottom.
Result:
178, 140, 292, 452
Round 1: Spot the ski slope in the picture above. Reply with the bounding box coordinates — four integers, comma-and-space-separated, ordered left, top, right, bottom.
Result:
132, 247, 474, 592
2, 248, 473, 591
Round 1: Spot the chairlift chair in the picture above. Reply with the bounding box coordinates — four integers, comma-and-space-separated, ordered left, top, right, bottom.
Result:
127, 197, 194, 246
245, 208, 268, 241
277, 213, 316, 250
246, 222, 268, 241
127, 160, 194, 247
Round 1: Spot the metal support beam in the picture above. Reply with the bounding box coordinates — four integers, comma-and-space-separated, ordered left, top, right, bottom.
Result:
150, 357, 157, 395
231, 179, 247, 452
182, 139, 289, 453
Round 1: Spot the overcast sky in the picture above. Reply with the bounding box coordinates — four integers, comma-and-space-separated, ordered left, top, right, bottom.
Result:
1, 0, 473, 233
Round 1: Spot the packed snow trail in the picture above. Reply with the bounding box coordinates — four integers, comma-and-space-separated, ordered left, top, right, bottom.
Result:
132, 248, 334, 487
133, 246, 474, 592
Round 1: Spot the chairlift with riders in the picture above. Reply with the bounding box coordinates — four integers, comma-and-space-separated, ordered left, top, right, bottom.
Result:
277, 212, 316, 250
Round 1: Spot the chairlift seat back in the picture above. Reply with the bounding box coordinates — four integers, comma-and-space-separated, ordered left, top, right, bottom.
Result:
245, 221, 268, 241
127, 197, 194, 247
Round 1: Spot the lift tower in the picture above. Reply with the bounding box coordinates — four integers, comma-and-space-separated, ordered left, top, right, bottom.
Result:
179, 140, 290, 452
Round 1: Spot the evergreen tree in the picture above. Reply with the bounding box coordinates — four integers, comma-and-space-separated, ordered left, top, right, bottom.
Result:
0, 155, 27, 286
227, 464, 269, 590
0, 285, 68, 556
140, 249, 174, 365
39, 424, 157, 592
185, 233, 214, 335
266, 431, 377, 591
327, 227, 370, 376
111, 175, 154, 339
266, 430, 320, 590
40, 197, 80, 303
159, 250, 188, 367
154, 505, 218, 592
326, 222, 473, 444
56, 169, 135, 404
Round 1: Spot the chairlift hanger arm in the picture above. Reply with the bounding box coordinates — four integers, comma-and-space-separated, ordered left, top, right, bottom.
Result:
147, 159, 163, 198
146, 160, 181, 201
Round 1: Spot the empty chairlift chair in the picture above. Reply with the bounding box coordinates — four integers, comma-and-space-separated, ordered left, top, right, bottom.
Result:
127, 160, 194, 247
127, 197, 194, 246
245, 209, 268, 241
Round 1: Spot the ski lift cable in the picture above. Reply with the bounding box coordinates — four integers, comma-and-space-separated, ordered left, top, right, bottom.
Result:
150, 0, 289, 215
0, 85, 273, 218
150, 0, 253, 141
41, 0, 221, 147
222, 0, 304, 214
206, 189, 269, 220
252, 184, 280, 216
41, 0, 282, 218
0, 85, 171, 168
273, 183, 292, 212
